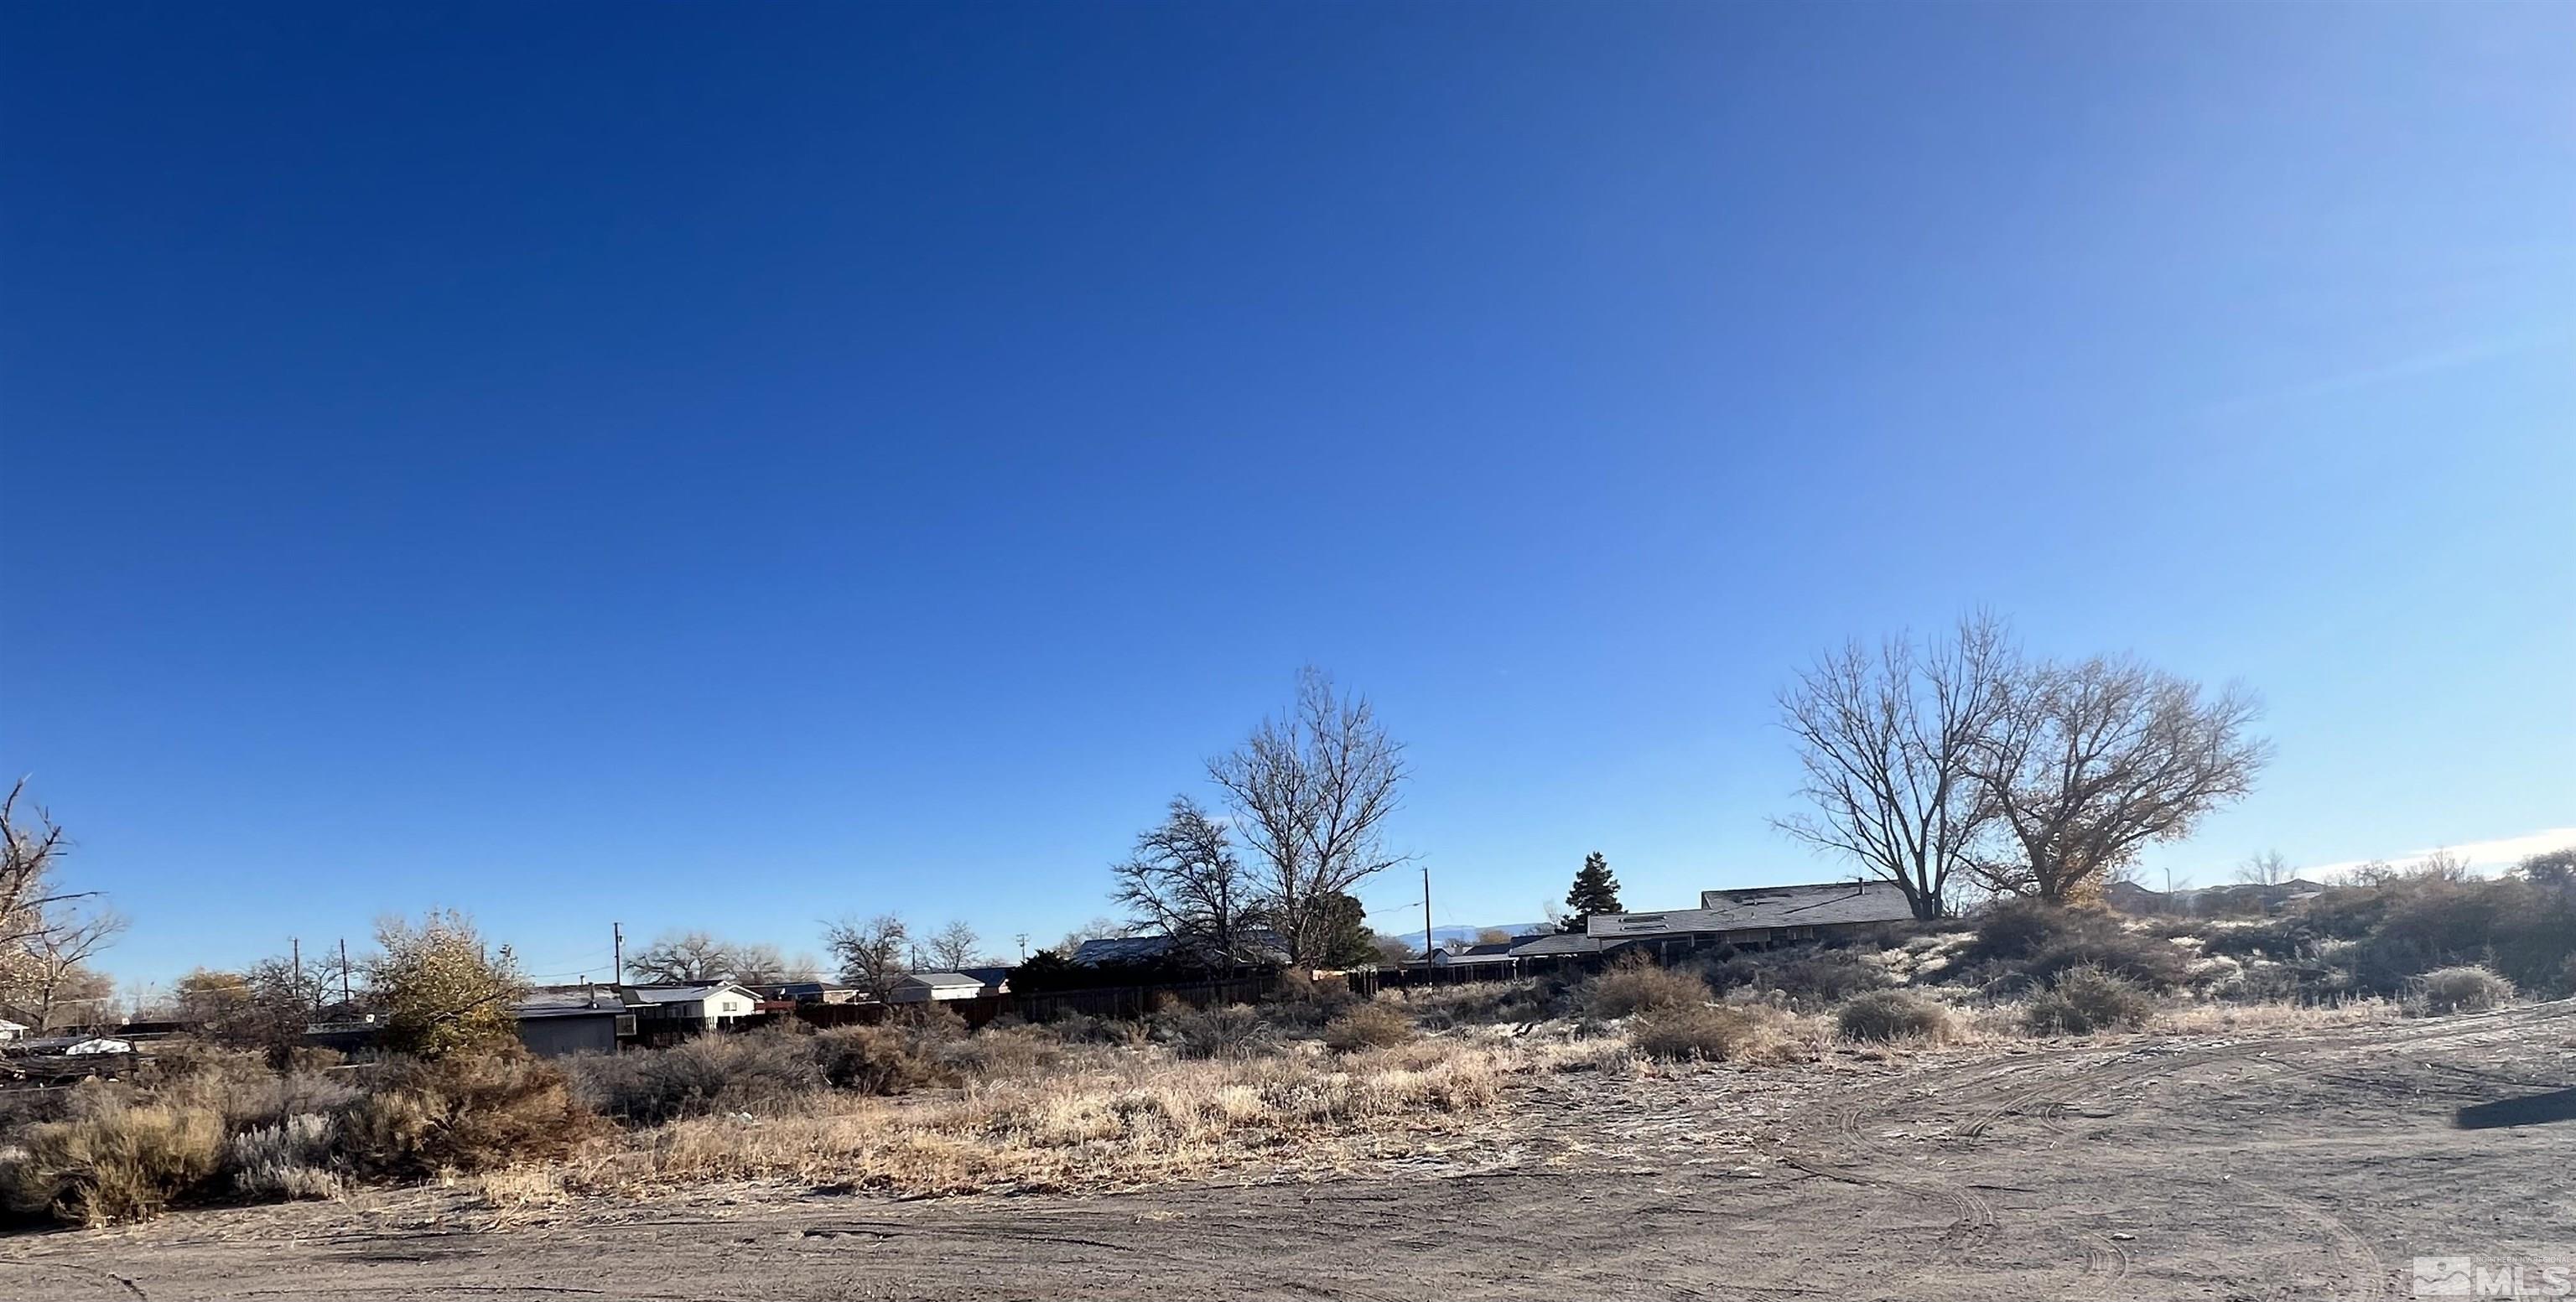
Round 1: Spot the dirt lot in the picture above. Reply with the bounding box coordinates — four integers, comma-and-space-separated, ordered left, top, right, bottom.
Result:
5, 1001, 2570, 1301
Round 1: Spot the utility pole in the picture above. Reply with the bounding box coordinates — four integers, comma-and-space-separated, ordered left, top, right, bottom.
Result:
1015, 933, 1028, 962
338, 938, 351, 1005
612, 921, 624, 983
290, 936, 301, 980
1421, 864, 1433, 969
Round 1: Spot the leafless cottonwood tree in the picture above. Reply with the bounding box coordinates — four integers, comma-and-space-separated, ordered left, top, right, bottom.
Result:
1775, 614, 2012, 920
823, 913, 909, 999
0, 779, 88, 952
22, 908, 127, 1028
924, 921, 980, 970
2236, 849, 2293, 886
1968, 655, 2269, 902
626, 930, 737, 983
1207, 668, 1408, 966
0, 780, 124, 1012
728, 941, 792, 984
1111, 796, 1266, 964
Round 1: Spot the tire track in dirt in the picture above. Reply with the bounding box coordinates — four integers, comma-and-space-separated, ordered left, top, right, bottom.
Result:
1768, 1002, 2573, 1300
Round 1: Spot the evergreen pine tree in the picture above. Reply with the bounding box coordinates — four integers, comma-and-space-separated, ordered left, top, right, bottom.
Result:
1563, 852, 1623, 930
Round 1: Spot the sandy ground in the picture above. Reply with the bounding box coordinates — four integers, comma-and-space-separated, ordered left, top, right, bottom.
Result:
4, 1000, 2571, 1301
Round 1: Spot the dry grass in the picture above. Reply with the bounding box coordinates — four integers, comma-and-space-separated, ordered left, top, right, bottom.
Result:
563, 1037, 1526, 1197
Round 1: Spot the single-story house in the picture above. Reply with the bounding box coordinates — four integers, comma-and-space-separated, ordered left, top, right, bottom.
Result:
954, 965, 1014, 993
1584, 879, 1916, 954
1429, 941, 1522, 967
889, 972, 989, 1004
626, 982, 764, 1030
0, 1019, 27, 1044
1504, 931, 1603, 962
512, 989, 635, 1058
1071, 929, 1290, 967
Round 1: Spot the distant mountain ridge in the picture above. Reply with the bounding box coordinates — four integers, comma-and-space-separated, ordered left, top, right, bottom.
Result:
1407, 922, 1550, 947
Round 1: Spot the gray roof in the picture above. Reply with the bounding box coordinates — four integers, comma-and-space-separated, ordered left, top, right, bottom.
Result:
1590, 880, 1914, 938
1507, 931, 1603, 957
955, 966, 1014, 987
512, 989, 626, 1019
899, 971, 985, 989
1071, 929, 1290, 966
626, 983, 755, 1005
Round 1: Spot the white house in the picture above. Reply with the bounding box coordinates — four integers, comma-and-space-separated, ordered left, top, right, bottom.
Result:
626, 982, 762, 1029
0, 1019, 28, 1044
889, 972, 989, 1004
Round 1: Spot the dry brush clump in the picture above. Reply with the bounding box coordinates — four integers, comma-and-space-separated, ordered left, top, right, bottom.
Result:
1578, 955, 1711, 1020
2022, 967, 2155, 1036
1833, 990, 1952, 1043
564, 1036, 1520, 1197
1322, 1002, 1416, 1053
1628, 1004, 1800, 1063
2412, 964, 2514, 1015
0, 1087, 225, 1227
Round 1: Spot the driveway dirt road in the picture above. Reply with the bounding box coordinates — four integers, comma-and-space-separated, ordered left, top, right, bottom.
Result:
7, 1002, 2570, 1301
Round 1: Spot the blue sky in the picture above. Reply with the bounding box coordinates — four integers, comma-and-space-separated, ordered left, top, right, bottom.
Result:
3, 3, 2568, 989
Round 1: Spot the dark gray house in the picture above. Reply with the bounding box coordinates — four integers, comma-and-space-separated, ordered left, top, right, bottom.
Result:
511, 988, 632, 1058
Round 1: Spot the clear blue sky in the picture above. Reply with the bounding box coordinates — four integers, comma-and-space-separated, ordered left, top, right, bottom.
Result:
3, 3, 2568, 988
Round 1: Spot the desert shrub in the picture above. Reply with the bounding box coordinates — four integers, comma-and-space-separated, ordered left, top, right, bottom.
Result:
2413, 965, 2514, 1015
1701, 947, 1891, 1009
1966, 900, 2189, 989
1321, 1003, 1415, 1053
936, 1025, 1065, 1081
226, 1113, 344, 1201
1031, 1011, 1149, 1047
1834, 990, 1950, 1042
1396, 978, 1571, 1030
2193, 920, 2309, 962
0, 1092, 226, 1226
1158, 1005, 1276, 1060
1578, 954, 1711, 1020
568, 1032, 823, 1125
1255, 972, 1363, 1034
2022, 967, 2154, 1036
809, 1024, 944, 1095
341, 1051, 597, 1179
1628, 1004, 1773, 1062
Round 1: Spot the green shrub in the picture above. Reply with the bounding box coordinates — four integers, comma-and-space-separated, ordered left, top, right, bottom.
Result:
2413, 965, 2514, 1015
1834, 990, 1950, 1042
2023, 967, 2154, 1036
1578, 954, 1711, 1019
1321, 1003, 1415, 1053
0, 1092, 226, 1226
1629, 1004, 1773, 1062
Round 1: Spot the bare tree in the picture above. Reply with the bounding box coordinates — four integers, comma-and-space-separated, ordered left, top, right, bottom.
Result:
22, 908, 127, 1029
730, 941, 792, 985
823, 914, 909, 999
2236, 849, 2293, 887
925, 921, 980, 970
0, 779, 96, 955
1968, 654, 2270, 902
626, 930, 737, 984
1371, 932, 1416, 967
1207, 667, 1409, 965
1774, 614, 2012, 920
1055, 916, 1129, 956
1110, 796, 1266, 964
